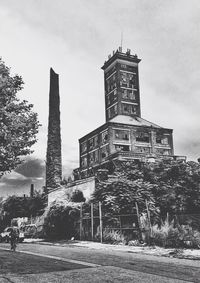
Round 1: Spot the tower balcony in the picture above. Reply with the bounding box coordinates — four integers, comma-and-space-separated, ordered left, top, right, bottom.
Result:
73, 151, 186, 181
108, 151, 186, 162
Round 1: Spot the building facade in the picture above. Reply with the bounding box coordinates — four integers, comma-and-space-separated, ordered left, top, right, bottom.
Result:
74, 48, 184, 180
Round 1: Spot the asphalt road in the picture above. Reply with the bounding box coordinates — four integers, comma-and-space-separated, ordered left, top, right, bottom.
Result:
0, 242, 199, 282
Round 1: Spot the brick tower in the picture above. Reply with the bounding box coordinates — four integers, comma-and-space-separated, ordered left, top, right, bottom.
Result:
46, 68, 62, 191
102, 48, 141, 121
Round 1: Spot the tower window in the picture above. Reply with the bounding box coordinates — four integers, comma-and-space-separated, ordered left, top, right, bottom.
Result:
108, 104, 118, 119
114, 129, 130, 141
120, 64, 127, 69
136, 132, 150, 143
162, 137, 168, 145
94, 135, 98, 147
156, 136, 169, 145
122, 103, 136, 115
89, 149, 99, 165
106, 74, 117, 94
101, 145, 109, 160
156, 137, 162, 144
101, 130, 108, 144
89, 138, 94, 150
122, 89, 128, 99
129, 91, 135, 100
115, 144, 130, 152
81, 156, 87, 168
81, 141, 87, 153
94, 150, 99, 162
107, 95, 110, 106
108, 109, 111, 119
121, 89, 136, 100
105, 66, 116, 79
108, 92, 117, 106
120, 72, 136, 89
89, 152, 95, 165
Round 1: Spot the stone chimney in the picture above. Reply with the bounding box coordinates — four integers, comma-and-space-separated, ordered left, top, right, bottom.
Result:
30, 184, 34, 198
46, 68, 62, 191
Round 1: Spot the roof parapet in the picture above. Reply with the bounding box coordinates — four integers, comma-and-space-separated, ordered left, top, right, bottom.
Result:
102, 47, 141, 70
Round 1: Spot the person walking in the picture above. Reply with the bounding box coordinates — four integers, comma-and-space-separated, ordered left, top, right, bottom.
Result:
10, 227, 19, 251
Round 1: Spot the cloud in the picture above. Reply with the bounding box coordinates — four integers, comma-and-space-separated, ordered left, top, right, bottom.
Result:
0, 158, 45, 197
15, 158, 45, 178
2, 172, 29, 181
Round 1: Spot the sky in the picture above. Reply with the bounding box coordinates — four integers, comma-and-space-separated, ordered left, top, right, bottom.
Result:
0, 0, 200, 197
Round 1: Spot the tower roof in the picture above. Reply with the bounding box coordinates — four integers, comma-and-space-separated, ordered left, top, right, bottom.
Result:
101, 48, 141, 70
109, 115, 165, 129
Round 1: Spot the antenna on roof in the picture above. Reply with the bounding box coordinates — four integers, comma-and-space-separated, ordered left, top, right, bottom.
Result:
120, 31, 123, 52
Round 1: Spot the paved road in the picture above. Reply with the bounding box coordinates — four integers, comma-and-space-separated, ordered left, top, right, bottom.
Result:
0, 242, 199, 282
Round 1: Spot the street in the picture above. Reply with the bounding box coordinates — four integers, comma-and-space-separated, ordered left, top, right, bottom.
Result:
0, 242, 199, 282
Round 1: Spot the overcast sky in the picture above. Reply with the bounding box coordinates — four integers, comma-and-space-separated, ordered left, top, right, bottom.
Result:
0, 0, 200, 196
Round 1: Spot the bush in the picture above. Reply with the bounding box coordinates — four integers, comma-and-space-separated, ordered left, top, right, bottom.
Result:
95, 229, 127, 244
70, 190, 85, 203
151, 220, 200, 248
151, 221, 181, 248
43, 204, 79, 240
179, 225, 200, 248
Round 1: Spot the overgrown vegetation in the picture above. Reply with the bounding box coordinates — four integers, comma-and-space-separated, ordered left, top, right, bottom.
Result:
151, 220, 200, 248
100, 230, 126, 244
0, 192, 46, 231
89, 160, 200, 247
93, 179, 156, 215
16, 159, 200, 247
93, 160, 200, 217
43, 204, 79, 239
70, 190, 86, 203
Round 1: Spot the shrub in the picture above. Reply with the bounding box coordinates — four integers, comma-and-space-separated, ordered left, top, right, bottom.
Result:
70, 190, 86, 203
151, 220, 200, 248
43, 204, 79, 240
151, 220, 181, 248
95, 229, 127, 244
179, 225, 200, 248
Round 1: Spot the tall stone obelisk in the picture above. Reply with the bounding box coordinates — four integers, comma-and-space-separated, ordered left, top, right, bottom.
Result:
46, 68, 62, 191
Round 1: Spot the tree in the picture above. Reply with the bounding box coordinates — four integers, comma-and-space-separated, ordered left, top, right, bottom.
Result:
1, 192, 46, 226
92, 178, 157, 215
149, 160, 200, 215
2, 196, 28, 226
92, 159, 200, 221
28, 190, 47, 217
0, 58, 40, 176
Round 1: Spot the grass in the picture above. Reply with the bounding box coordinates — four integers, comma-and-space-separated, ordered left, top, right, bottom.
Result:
0, 249, 88, 274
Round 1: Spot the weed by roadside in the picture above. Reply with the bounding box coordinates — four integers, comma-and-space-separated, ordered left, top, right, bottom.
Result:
151, 220, 200, 249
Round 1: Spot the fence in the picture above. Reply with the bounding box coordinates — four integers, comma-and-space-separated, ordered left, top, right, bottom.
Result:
79, 201, 152, 242
79, 202, 200, 243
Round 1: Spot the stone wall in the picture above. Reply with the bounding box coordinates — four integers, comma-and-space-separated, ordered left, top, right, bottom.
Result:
48, 176, 95, 206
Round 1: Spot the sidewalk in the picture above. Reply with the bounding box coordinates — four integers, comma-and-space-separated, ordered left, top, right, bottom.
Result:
33, 239, 200, 260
